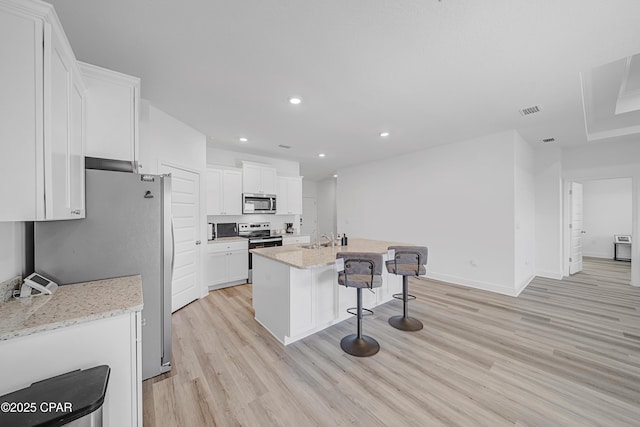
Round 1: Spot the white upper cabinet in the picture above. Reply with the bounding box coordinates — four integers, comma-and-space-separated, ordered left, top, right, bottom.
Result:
277, 176, 303, 215
0, 0, 85, 221
242, 162, 277, 195
79, 61, 140, 168
206, 167, 242, 215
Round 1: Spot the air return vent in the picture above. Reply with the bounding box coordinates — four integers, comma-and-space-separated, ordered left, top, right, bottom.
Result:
541, 137, 556, 143
278, 144, 292, 149
519, 105, 542, 116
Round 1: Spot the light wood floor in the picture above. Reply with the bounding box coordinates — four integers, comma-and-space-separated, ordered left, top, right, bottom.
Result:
143, 258, 639, 426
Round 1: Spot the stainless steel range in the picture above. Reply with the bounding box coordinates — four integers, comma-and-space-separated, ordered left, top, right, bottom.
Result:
239, 222, 283, 282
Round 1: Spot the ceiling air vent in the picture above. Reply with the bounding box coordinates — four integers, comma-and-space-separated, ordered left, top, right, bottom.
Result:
278, 144, 292, 149
541, 137, 556, 143
519, 105, 542, 116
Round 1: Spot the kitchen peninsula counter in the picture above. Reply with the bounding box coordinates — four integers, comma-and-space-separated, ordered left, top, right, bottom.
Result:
0, 275, 143, 341
251, 238, 404, 345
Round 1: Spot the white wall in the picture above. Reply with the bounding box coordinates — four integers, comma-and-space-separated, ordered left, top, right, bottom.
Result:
582, 178, 632, 259
0, 222, 25, 282
302, 180, 317, 198
317, 178, 337, 236
338, 130, 522, 295
534, 146, 563, 279
139, 100, 208, 296
514, 133, 536, 292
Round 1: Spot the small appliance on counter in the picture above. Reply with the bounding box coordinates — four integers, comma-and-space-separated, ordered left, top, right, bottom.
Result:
285, 222, 294, 234
216, 222, 238, 238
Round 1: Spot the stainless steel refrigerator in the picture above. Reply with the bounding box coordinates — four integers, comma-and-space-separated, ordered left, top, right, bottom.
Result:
34, 162, 173, 380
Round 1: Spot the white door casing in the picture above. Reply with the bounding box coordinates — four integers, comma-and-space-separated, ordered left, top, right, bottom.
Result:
161, 163, 201, 312
569, 182, 584, 275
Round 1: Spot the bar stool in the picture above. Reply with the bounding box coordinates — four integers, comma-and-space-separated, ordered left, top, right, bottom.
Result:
386, 246, 428, 331
336, 252, 384, 357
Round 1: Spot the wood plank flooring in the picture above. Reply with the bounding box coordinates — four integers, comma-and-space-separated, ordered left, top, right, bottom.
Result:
143, 258, 640, 426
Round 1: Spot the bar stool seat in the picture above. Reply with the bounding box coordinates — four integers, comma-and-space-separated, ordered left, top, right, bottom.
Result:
386, 246, 428, 331
336, 252, 383, 357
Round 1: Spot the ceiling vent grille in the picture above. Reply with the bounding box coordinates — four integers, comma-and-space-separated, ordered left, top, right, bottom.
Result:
541, 137, 556, 143
278, 144, 291, 149
519, 105, 542, 116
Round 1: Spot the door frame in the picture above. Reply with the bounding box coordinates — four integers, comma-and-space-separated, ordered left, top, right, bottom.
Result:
562, 174, 638, 286
159, 160, 205, 304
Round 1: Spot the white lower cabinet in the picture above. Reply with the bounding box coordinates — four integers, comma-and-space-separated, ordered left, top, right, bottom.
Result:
206, 240, 248, 289
0, 312, 142, 426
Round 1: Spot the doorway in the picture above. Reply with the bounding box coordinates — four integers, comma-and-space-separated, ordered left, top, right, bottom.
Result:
564, 177, 633, 277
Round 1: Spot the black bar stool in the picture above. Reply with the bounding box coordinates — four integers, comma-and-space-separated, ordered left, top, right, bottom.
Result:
386, 246, 428, 331
336, 252, 384, 357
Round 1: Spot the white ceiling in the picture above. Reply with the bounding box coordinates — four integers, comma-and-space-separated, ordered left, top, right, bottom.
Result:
46, 0, 640, 180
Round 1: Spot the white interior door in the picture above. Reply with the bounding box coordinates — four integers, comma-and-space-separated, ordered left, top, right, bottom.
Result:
161, 163, 201, 312
301, 197, 317, 236
569, 182, 584, 274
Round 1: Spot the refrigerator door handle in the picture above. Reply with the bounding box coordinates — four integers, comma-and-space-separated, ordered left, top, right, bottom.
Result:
161, 175, 173, 370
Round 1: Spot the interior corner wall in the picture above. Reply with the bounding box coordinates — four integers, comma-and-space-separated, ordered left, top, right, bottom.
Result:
582, 178, 632, 259
316, 178, 337, 236
513, 132, 536, 293
534, 145, 563, 279
337, 130, 518, 295
138, 99, 208, 296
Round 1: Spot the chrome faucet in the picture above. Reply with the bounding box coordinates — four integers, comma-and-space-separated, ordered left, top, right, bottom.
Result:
321, 232, 335, 249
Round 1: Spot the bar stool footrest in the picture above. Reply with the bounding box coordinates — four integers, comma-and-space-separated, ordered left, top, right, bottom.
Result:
346, 307, 373, 317
392, 293, 416, 301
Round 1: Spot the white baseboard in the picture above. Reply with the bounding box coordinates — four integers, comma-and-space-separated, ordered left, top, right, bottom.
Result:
425, 271, 520, 297
514, 274, 535, 297
582, 251, 612, 259
535, 270, 563, 280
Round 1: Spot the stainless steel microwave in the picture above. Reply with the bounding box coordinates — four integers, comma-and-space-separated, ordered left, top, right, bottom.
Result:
242, 193, 277, 214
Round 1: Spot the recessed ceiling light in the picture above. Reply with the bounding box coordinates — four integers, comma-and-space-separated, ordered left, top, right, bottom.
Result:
333, 174, 338, 178
289, 97, 302, 105
318, 153, 325, 158
380, 132, 390, 137
239, 137, 248, 143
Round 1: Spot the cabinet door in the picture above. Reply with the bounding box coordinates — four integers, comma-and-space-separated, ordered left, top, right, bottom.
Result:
227, 250, 249, 282
80, 62, 139, 164
69, 78, 85, 217
242, 164, 261, 194
223, 170, 242, 215
46, 24, 72, 219
206, 169, 223, 215
288, 177, 303, 214
261, 167, 277, 195
276, 177, 289, 214
206, 251, 228, 287
0, 8, 44, 220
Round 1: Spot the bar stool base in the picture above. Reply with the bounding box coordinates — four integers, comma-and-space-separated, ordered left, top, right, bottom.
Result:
389, 315, 423, 331
340, 334, 380, 357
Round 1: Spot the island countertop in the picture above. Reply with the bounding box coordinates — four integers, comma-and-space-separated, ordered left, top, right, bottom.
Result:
0, 275, 143, 341
250, 238, 404, 269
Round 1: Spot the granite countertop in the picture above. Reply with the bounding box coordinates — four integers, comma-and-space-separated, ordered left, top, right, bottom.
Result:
208, 236, 247, 243
250, 238, 403, 269
0, 275, 143, 341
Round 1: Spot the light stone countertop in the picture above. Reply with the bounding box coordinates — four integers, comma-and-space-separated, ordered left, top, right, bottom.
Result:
250, 238, 404, 269
0, 275, 143, 341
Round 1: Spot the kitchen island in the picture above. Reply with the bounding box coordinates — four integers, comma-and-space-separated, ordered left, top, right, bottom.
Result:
251, 238, 403, 345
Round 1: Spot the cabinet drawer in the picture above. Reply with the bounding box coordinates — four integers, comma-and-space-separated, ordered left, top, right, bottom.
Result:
207, 240, 248, 253
283, 236, 310, 246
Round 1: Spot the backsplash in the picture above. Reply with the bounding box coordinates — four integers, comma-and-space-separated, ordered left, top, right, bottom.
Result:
207, 214, 300, 237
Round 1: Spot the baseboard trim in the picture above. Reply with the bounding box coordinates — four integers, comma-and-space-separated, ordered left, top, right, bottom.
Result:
535, 270, 563, 280
425, 271, 520, 297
